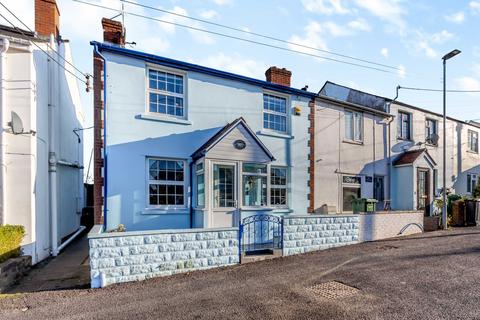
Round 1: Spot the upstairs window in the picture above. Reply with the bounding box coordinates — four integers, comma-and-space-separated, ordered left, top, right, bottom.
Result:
148, 68, 185, 118
468, 130, 479, 153
263, 94, 287, 133
397, 111, 411, 140
344, 110, 363, 142
425, 118, 438, 145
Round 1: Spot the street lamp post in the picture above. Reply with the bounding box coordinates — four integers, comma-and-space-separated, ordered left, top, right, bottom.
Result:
441, 49, 461, 229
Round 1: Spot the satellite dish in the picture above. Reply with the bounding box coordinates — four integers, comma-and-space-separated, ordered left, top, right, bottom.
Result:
427, 133, 439, 145
10, 111, 24, 135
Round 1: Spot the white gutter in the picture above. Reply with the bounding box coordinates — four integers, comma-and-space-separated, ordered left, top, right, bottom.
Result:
47, 34, 59, 256
0, 37, 9, 225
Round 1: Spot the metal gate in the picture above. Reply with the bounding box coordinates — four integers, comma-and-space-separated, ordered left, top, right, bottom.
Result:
240, 214, 283, 254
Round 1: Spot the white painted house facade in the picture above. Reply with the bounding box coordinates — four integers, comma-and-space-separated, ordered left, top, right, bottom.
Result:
0, 0, 84, 264
92, 20, 316, 232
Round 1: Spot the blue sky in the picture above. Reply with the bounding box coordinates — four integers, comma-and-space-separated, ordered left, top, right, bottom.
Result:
1, 0, 480, 177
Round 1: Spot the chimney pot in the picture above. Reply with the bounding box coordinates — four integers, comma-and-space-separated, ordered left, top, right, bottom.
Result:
101, 18, 125, 47
265, 66, 292, 87
35, 0, 60, 38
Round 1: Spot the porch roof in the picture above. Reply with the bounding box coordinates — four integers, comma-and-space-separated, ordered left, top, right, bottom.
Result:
190, 117, 275, 161
393, 148, 437, 167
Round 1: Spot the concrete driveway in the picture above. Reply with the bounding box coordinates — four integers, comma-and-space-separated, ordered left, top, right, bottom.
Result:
1, 227, 479, 320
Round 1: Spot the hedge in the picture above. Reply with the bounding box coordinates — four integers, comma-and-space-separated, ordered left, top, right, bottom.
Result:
0, 225, 25, 263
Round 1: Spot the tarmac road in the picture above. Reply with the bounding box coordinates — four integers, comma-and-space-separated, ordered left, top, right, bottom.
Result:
1, 227, 479, 320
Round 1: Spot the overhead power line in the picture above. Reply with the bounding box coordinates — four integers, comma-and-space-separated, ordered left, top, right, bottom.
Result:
71, 0, 400, 75
119, 0, 401, 72
0, 2, 91, 84
0, 12, 88, 86
399, 86, 480, 93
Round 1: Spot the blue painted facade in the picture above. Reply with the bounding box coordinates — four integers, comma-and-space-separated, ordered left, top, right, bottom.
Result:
92, 42, 315, 231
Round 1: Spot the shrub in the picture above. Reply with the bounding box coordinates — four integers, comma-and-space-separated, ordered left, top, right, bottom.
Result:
0, 225, 25, 263
447, 194, 462, 215
473, 183, 480, 199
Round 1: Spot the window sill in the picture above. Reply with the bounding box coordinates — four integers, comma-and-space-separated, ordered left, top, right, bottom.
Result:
240, 207, 275, 211
397, 137, 413, 142
467, 150, 479, 155
257, 130, 294, 139
342, 139, 363, 145
425, 143, 438, 147
136, 113, 192, 125
141, 207, 190, 215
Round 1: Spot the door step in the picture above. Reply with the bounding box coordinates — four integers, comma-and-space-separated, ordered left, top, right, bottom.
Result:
240, 249, 282, 264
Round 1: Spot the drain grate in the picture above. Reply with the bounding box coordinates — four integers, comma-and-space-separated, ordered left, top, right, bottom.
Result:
307, 281, 359, 300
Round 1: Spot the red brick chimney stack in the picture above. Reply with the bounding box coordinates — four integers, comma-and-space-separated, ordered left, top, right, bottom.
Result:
265, 66, 292, 87
101, 18, 125, 47
35, 0, 60, 38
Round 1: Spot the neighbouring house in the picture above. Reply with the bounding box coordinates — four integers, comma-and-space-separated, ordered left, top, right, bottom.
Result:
91, 19, 316, 232
314, 81, 480, 217
0, 0, 84, 264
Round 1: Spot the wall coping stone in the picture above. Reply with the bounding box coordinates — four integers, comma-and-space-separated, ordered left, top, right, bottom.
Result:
358, 211, 423, 216
283, 214, 357, 219
88, 225, 239, 239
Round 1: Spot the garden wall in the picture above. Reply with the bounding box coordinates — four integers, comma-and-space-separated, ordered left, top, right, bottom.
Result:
282, 215, 359, 256
358, 211, 424, 242
88, 226, 239, 288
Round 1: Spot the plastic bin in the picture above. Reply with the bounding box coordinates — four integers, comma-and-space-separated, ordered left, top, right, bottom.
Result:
352, 198, 377, 213
465, 199, 478, 226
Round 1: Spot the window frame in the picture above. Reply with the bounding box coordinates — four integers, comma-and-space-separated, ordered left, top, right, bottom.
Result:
262, 91, 290, 134
242, 163, 268, 208
468, 129, 479, 153
344, 109, 363, 143
195, 161, 205, 208
146, 157, 187, 210
467, 173, 478, 194
146, 64, 188, 120
270, 166, 288, 208
425, 118, 438, 146
397, 111, 412, 141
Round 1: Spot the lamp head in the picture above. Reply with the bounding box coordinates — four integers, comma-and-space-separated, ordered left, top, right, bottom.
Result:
442, 49, 461, 61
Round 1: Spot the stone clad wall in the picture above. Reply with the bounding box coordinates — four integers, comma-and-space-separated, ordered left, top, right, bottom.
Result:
283, 215, 359, 256
88, 226, 239, 288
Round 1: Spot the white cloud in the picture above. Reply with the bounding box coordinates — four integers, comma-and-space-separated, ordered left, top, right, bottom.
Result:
323, 21, 352, 37
445, 11, 465, 24
397, 65, 406, 78
380, 48, 389, 58
353, 0, 406, 30
195, 52, 265, 78
199, 9, 218, 20
455, 76, 480, 91
156, 6, 215, 45
302, 0, 350, 15
347, 18, 372, 32
212, 0, 233, 6
289, 21, 328, 56
470, 1, 480, 14
473, 63, 480, 77
418, 41, 437, 58
431, 30, 454, 44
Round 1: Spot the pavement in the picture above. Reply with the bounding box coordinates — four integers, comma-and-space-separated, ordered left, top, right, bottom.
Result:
7, 234, 90, 293
1, 227, 480, 320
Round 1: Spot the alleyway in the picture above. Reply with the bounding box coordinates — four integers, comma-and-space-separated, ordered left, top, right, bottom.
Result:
1, 228, 479, 320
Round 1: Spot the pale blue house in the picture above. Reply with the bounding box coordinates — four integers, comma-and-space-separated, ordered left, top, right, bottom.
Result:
91, 19, 316, 232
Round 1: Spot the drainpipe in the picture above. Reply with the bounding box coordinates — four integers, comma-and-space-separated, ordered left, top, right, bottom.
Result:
93, 44, 108, 229
48, 34, 59, 256
0, 38, 9, 225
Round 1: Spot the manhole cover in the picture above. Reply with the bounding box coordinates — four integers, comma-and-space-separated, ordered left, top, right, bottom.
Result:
307, 281, 359, 300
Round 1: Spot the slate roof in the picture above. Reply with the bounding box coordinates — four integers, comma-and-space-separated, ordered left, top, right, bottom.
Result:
190, 117, 275, 161
393, 148, 437, 166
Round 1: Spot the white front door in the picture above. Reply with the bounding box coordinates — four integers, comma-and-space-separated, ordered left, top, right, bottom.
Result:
211, 162, 239, 227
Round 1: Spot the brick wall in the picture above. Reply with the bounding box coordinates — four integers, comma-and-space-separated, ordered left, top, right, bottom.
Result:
93, 53, 104, 225
88, 226, 239, 288
35, 0, 60, 38
283, 215, 359, 256
358, 211, 424, 242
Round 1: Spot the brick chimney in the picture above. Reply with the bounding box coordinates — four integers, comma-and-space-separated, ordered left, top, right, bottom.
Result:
265, 66, 292, 87
101, 18, 125, 46
35, 0, 60, 38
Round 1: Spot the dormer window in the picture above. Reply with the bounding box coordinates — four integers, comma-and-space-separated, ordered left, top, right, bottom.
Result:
147, 68, 186, 118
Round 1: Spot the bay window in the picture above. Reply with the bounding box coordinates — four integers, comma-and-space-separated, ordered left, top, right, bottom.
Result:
242, 163, 267, 207
195, 162, 205, 207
